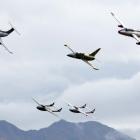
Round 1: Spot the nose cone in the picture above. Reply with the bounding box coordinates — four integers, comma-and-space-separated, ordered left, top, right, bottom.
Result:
67, 53, 74, 58
118, 30, 123, 34
37, 106, 40, 110
118, 29, 125, 35
37, 106, 43, 110
118, 30, 121, 34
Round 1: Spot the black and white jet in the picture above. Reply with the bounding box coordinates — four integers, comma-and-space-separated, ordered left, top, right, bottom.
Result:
32, 98, 62, 117
111, 12, 140, 45
0, 22, 20, 54
64, 44, 101, 70
65, 101, 95, 116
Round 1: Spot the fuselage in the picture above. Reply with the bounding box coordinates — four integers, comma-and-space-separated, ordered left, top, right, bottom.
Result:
118, 28, 140, 37
37, 105, 47, 111
69, 108, 80, 113
67, 52, 95, 61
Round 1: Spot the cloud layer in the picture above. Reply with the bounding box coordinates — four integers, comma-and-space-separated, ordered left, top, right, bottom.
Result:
0, 0, 139, 131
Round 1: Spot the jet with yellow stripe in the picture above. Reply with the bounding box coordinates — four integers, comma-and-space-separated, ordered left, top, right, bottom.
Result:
64, 44, 101, 70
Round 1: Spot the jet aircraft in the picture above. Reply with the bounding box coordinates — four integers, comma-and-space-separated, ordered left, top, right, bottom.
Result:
111, 12, 140, 45
65, 101, 95, 116
64, 44, 101, 70
0, 22, 20, 54
32, 98, 62, 117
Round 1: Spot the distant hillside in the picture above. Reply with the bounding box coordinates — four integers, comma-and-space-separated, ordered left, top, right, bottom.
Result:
0, 120, 135, 140
121, 129, 140, 140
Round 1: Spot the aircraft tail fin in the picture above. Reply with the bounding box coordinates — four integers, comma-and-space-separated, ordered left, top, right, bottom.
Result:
90, 48, 101, 57
6, 28, 14, 34
79, 104, 86, 108
45, 102, 55, 107
7, 22, 20, 35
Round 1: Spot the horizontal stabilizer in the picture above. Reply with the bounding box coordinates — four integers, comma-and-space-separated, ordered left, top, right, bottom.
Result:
90, 48, 101, 57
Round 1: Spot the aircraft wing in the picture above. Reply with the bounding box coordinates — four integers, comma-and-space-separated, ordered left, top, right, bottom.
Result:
132, 34, 140, 43
0, 38, 13, 54
46, 108, 59, 118
78, 108, 89, 116
86, 108, 96, 114
64, 44, 75, 53
64, 100, 74, 107
32, 98, 41, 106
45, 102, 55, 107
64, 100, 79, 110
83, 60, 99, 70
111, 12, 125, 28
52, 108, 62, 112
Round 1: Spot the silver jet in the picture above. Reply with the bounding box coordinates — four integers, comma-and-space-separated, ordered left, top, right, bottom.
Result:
64, 44, 101, 70
0, 23, 20, 54
32, 98, 62, 117
65, 100, 95, 117
111, 12, 140, 45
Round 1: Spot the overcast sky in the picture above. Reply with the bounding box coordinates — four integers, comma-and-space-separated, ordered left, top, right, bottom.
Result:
0, 0, 140, 134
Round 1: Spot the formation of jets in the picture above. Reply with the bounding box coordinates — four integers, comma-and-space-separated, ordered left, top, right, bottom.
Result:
33, 98, 95, 118
1, 12, 139, 119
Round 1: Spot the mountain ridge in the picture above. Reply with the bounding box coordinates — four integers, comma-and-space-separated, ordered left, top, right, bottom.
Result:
0, 120, 135, 140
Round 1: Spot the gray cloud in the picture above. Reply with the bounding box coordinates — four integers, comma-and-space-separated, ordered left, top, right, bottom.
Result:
60, 72, 140, 120
0, 0, 139, 132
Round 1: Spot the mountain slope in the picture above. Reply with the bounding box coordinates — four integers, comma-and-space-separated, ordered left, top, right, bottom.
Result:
0, 120, 135, 140
121, 129, 140, 140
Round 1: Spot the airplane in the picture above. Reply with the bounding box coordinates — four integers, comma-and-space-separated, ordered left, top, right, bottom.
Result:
65, 101, 95, 116
64, 44, 101, 70
0, 22, 20, 54
111, 12, 140, 45
32, 98, 62, 117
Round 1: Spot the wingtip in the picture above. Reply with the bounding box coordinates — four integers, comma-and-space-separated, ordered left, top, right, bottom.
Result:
94, 68, 99, 70
64, 44, 68, 47
110, 12, 114, 16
